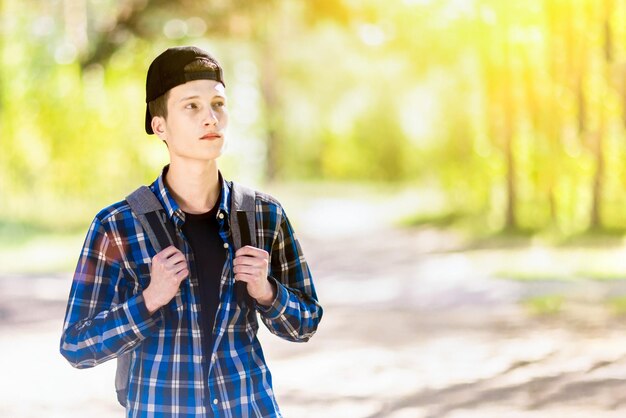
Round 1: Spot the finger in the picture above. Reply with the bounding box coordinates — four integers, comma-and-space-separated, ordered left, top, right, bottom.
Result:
232, 255, 250, 267
233, 256, 259, 267
166, 253, 187, 267
233, 265, 260, 276
237, 246, 268, 259
175, 267, 189, 281
235, 246, 269, 260
156, 245, 179, 260
234, 273, 254, 283
165, 248, 186, 261
167, 261, 189, 274
234, 253, 269, 266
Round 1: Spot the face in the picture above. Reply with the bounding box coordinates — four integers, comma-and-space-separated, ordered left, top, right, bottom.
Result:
152, 79, 228, 163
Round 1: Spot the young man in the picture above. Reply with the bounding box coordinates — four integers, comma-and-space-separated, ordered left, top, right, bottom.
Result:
60, 46, 323, 417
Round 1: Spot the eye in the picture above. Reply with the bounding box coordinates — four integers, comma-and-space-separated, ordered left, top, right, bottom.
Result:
212, 101, 225, 109
185, 102, 198, 109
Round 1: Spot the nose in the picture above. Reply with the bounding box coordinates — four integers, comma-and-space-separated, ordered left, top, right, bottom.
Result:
204, 108, 218, 127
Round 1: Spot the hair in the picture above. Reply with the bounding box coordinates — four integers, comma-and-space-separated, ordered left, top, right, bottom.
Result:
148, 91, 170, 121
147, 58, 220, 122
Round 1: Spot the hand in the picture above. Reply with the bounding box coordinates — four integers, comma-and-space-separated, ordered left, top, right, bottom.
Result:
143, 246, 189, 314
233, 246, 275, 306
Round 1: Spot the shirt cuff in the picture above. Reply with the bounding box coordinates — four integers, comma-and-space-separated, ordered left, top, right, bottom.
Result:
256, 276, 288, 320
123, 293, 163, 340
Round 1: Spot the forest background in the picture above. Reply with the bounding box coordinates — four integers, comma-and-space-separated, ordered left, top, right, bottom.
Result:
1, 0, 625, 248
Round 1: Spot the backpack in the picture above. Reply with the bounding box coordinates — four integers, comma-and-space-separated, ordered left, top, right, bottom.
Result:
115, 181, 257, 407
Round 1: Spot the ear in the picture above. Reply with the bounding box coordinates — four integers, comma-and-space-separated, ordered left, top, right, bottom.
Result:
151, 116, 166, 139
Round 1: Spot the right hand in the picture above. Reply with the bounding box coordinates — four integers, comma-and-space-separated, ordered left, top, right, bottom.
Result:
143, 246, 189, 314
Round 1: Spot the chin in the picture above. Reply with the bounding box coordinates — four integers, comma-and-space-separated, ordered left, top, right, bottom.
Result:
197, 149, 225, 161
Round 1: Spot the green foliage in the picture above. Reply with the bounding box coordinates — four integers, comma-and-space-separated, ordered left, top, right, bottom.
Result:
400, 211, 467, 229
607, 296, 626, 316
498, 272, 572, 282
1, 0, 626, 238
523, 295, 565, 316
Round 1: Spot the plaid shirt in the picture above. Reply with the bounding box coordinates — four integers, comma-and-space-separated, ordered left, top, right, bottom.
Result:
60, 166, 323, 417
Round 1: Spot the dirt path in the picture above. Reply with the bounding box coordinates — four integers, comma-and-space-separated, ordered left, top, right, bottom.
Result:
1, 225, 626, 417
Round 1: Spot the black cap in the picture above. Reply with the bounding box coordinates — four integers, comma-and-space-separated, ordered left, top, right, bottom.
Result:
145, 46, 225, 134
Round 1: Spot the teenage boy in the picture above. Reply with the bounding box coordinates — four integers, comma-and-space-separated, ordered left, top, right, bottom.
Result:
60, 46, 323, 417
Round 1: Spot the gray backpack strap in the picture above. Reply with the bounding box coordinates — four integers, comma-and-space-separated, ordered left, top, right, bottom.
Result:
126, 185, 178, 251
230, 182, 257, 308
230, 181, 257, 249
114, 354, 131, 407
114, 185, 177, 408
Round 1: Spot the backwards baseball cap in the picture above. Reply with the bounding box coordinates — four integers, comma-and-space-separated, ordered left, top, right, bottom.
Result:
145, 46, 225, 134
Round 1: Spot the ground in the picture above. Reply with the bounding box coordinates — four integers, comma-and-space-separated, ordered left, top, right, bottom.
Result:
1, 188, 625, 417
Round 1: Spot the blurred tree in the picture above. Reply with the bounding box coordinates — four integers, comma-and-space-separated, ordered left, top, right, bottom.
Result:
76, 0, 358, 181
2, 0, 626, 236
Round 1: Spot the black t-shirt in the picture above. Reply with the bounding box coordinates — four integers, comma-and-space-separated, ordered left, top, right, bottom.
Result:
181, 187, 226, 373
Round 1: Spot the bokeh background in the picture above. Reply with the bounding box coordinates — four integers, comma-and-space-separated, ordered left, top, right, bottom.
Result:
2, 0, 626, 417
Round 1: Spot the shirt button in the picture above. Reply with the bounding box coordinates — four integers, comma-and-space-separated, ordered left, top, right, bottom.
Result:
218, 212, 224, 219
213, 399, 219, 405
223, 242, 229, 249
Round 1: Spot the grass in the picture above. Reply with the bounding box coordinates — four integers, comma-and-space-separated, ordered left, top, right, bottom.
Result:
0, 230, 84, 274
401, 209, 626, 285
496, 272, 575, 282
575, 271, 626, 281
0, 219, 87, 274
555, 227, 626, 248
523, 295, 626, 318
523, 295, 565, 316
400, 211, 467, 229
607, 296, 626, 316
497, 270, 626, 282
0, 220, 63, 246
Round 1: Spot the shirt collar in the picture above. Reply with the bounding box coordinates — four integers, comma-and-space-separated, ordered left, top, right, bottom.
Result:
150, 164, 232, 227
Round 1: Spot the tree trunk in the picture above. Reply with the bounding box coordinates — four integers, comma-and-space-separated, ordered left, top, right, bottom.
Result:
589, 0, 614, 230
504, 127, 517, 230
257, 5, 285, 182
576, 77, 586, 135
502, 35, 517, 230
258, 43, 280, 182
589, 130, 605, 229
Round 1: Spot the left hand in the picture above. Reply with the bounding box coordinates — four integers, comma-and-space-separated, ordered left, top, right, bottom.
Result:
233, 246, 275, 306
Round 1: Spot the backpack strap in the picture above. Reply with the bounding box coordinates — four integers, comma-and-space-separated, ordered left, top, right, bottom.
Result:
230, 181, 257, 307
114, 185, 178, 408
114, 353, 131, 407
126, 185, 178, 252
230, 181, 257, 248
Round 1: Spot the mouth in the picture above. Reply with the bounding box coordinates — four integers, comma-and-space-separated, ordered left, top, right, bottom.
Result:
200, 133, 222, 140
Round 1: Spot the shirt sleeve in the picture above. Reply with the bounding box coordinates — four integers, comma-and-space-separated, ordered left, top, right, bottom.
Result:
59, 215, 162, 368
256, 209, 323, 342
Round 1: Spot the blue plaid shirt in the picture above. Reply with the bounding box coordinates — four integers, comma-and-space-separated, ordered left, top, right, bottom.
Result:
60, 166, 323, 417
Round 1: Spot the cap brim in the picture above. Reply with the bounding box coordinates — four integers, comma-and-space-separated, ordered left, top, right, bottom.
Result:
145, 105, 154, 135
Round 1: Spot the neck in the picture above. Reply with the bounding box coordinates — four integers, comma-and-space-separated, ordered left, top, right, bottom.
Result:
165, 159, 221, 214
